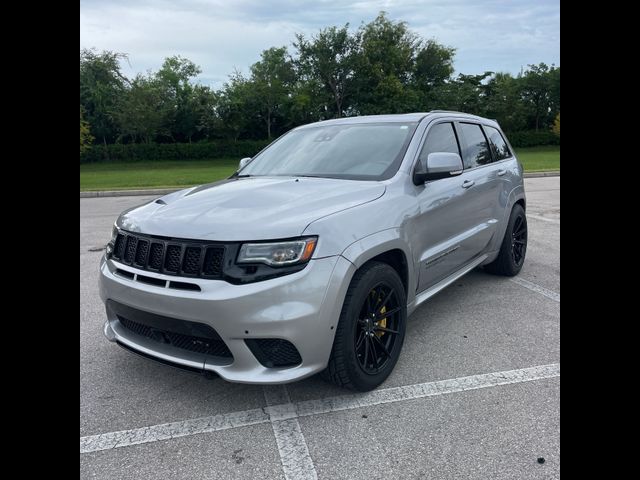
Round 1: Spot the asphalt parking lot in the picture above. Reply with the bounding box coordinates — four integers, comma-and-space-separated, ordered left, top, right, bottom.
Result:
80, 176, 559, 479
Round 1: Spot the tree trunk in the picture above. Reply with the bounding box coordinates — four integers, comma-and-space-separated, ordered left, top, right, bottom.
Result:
267, 107, 272, 139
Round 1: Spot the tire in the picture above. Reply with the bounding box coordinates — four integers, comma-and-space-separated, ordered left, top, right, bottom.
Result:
321, 261, 407, 391
484, 203, 527, 276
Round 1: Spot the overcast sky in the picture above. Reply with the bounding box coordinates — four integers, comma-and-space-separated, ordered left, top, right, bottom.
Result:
80, 0, 559, 88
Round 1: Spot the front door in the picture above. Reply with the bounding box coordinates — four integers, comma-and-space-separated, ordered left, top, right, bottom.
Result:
410, 120, 500, 293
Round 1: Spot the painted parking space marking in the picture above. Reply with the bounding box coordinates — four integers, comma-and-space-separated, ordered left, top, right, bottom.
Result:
80, 408, 270, 454
510, 277, 560, 303
288, 363, 559, 419
80, 363, 559, 455
264, 385, 318, 480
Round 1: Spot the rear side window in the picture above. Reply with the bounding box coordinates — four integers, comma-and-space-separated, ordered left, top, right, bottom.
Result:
458, 123, 492, 168
485, 126, 512, 161
418, 122, 460, 163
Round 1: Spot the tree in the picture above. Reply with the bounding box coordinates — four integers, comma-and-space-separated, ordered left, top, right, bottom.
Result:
80, 106, 94, 155
216, 71, 256, 141
153, 56, 205, 142
439, 72, 493, 114
520, 63, 556, 131
483, 72, 527, 132
80, 49, 128, 144
249, 47, 296, 139
114, 74, 170, 144
294, 24, 358, 118
413, 39, 456, 110
352, 13, 421, 114
552, 113, 560, 137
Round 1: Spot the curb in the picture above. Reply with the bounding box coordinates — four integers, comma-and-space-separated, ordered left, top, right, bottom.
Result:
81, 171, 560, 198
523, 171, 560, 178
80, 188, 180, 198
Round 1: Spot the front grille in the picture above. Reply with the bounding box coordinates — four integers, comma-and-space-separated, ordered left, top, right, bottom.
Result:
111, 231, 225, 279
182, 247, 201, 274
124, 236, 138, 264
117, 315, 233, 358
164, 245, 182, 272
203, 247, 224, 276
114, 234, 126, 258
148, 243, 164, 270
134, 240, 149, 265
245, 339, 302, 368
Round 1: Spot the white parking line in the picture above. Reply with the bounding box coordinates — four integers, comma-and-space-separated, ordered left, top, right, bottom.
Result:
264, 385, 318, 480
527, 214, 560, 224
80, 363, 559, 454
288, 363, 559, 419
510, 277, 560, 302
80, 407, 269, 454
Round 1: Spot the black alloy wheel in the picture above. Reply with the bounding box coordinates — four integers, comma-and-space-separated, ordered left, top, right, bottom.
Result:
355, 283, 402, 374
322, 261, 407, 391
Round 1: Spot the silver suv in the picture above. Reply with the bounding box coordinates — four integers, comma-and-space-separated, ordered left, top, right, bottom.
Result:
99, 111, 527, 391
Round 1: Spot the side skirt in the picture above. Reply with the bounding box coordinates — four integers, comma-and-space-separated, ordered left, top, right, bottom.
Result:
407, 254, 488, 316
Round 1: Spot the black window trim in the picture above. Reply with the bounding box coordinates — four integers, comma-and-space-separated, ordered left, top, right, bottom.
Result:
455, 121, 518, 172
481, 124, 514, 163
454, 121, 495, 170
410, 119, 463, 179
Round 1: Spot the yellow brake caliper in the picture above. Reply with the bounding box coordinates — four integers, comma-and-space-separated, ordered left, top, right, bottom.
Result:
373, 290, 387, 338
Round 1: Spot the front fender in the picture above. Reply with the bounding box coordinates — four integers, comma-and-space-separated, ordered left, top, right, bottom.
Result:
340, 228, 418, 303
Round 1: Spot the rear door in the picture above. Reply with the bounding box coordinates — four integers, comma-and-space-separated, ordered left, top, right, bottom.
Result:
451, 122, 503, 264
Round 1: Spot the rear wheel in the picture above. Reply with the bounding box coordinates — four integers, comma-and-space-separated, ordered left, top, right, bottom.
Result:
484, 203, 527, 276
321, 261, 406, 391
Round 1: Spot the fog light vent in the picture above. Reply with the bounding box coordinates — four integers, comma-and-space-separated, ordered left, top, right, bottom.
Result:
245, 339, 302, 368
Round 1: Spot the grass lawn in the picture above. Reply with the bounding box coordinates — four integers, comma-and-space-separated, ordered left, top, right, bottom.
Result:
80, 159, 239, 191
80, 146, 559, 191
516, 145, 560, 172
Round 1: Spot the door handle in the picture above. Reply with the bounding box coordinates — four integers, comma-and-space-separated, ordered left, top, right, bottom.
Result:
461, 180, 475, 189
497, 169, 507, 176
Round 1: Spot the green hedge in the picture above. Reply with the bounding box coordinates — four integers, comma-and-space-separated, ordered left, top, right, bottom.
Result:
81, 131, 558, 163
80, 140, 271, 163
506, 130, 560, 148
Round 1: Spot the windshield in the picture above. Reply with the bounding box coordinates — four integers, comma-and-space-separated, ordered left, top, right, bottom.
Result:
239, 122, 418, 181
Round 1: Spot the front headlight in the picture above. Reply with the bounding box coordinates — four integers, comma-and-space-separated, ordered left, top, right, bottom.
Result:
237, 237, 317, 267
106, 224, 118, 257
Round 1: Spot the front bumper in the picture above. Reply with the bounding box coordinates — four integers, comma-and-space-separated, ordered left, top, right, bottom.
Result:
99, 254, 355, 384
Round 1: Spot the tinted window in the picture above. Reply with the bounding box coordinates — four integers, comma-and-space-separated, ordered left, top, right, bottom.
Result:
485, 126, 512, 160
418, 122, 460, 164
458, 123, 492, 168
240, 122, 418, 181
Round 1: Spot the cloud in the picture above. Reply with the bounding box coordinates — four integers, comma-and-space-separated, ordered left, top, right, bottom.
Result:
80, 0, 559, 88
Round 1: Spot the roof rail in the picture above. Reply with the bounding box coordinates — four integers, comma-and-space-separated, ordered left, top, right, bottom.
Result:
429, 110, 468, 114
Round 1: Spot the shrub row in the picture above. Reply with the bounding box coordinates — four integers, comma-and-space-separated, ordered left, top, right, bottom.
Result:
80, 140, 271, 163
506, 130, 560, 148
80, 131, 558, 163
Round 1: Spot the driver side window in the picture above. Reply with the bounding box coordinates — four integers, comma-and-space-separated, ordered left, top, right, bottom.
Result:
418, 123, 461, 167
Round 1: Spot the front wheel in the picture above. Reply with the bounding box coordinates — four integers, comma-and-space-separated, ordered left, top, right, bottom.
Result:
484, 203, 528, 276
321, 261, 407, 391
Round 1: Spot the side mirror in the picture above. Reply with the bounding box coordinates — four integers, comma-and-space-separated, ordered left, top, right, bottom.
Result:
413, 152, 463, 185
238, 157, 252, 170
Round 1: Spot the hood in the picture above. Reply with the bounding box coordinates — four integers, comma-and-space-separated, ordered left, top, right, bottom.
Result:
117, 176, 386, 241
